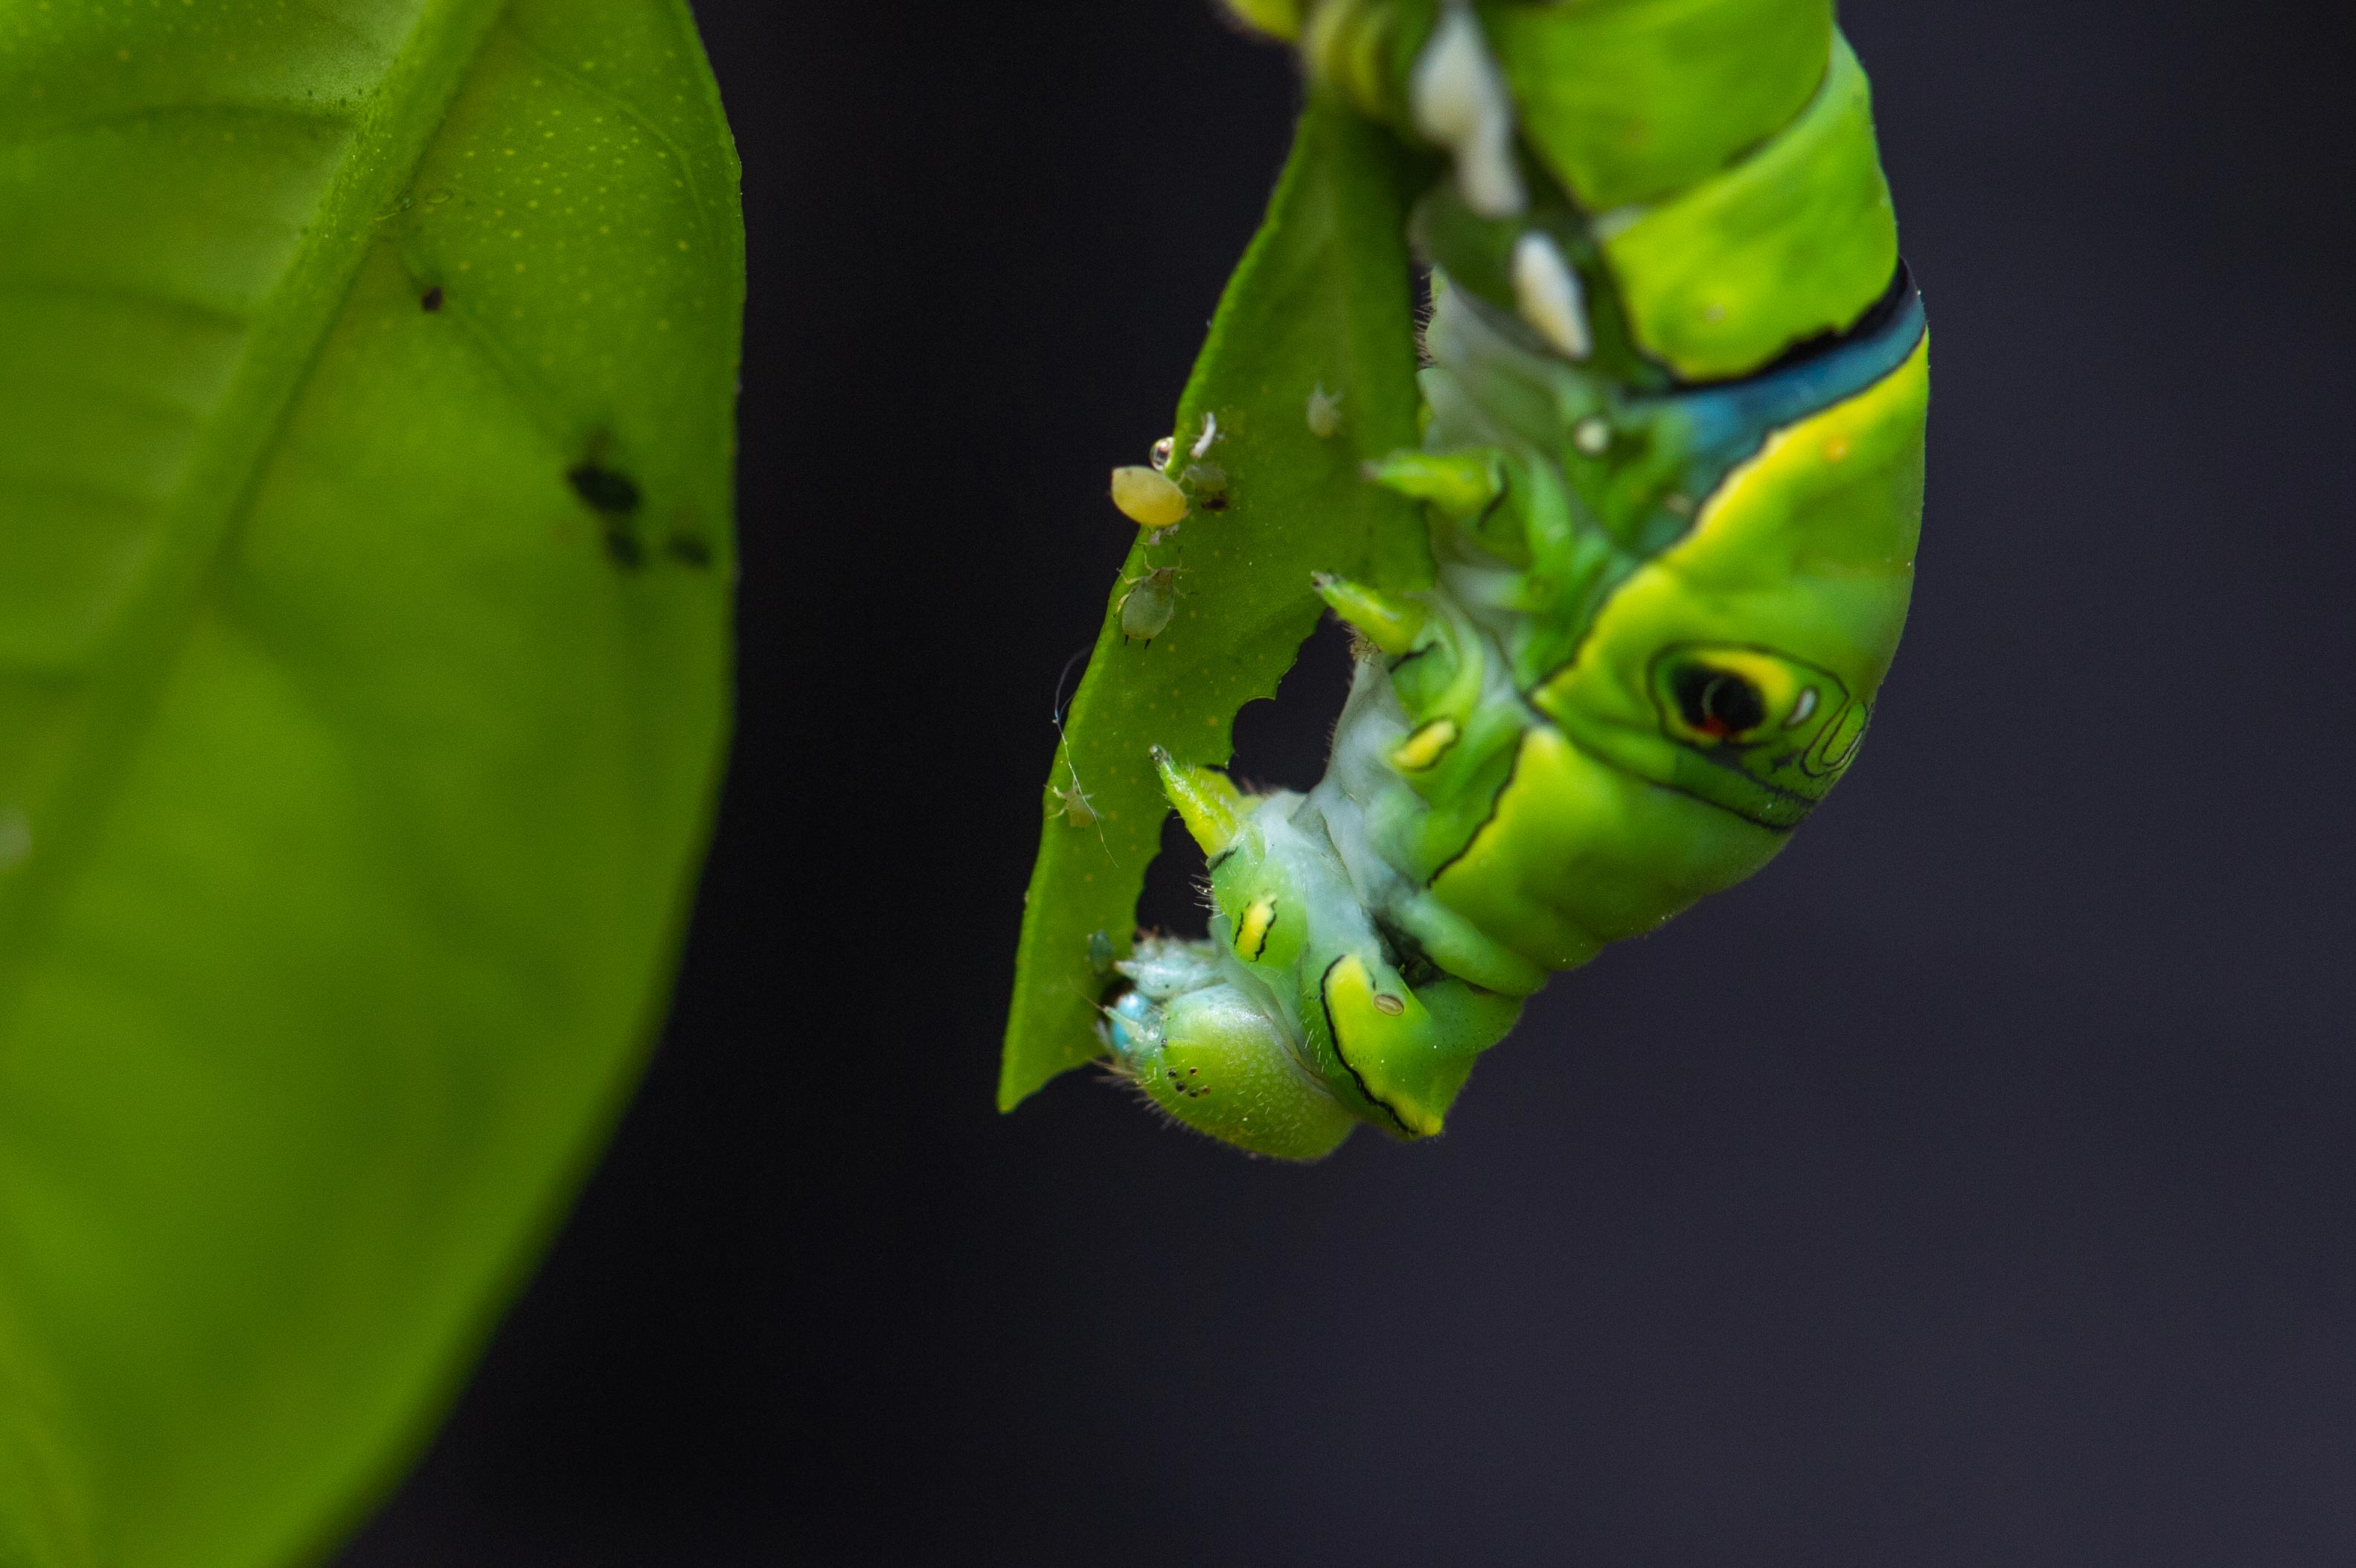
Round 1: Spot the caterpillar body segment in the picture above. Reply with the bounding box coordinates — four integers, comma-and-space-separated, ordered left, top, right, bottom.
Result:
1298, 0, 1898, 377
1013, 1, 1929, 1155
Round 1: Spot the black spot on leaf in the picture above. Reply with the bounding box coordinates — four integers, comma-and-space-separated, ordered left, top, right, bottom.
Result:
665, 534, 713, 569
602, 526, 646, 572
419, 286, 444, 312
568, 461, 642, 517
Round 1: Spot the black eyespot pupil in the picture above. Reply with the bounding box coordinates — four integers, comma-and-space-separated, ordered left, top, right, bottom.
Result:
1674, 665, 1766, 738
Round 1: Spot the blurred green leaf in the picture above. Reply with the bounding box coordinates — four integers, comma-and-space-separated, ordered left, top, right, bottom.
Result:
999, 95, 1428, 1110
0, 1, 741, 1562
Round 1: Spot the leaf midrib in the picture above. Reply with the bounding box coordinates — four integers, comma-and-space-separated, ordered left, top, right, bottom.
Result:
0, 0, 513, 982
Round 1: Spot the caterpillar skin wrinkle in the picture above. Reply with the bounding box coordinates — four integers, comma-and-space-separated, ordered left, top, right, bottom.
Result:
1010, 0, 1927, 1159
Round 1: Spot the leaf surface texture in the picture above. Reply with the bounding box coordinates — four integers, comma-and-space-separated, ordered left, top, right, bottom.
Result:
0, 1, 742, 1560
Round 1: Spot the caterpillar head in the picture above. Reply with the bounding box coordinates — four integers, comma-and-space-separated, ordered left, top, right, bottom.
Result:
1101, 941, 1357, 1162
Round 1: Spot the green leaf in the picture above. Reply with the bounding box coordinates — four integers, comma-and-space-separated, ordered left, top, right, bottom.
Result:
0, 1, 740, 1562
999, 94, 1427, 1110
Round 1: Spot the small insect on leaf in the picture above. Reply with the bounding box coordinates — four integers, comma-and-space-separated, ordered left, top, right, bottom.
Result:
1049, 772, 1098, 828
1119, 565, 1186, 643
1306, 383, 1343, 438
1111, 465, 1188, 528
1181, 462, 1229, 511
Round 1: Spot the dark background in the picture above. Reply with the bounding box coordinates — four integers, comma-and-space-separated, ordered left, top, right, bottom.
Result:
339, 1, 2356, 1563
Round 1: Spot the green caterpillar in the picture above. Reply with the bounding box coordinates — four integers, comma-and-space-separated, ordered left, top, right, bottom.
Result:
1006, 0, 1927, 1159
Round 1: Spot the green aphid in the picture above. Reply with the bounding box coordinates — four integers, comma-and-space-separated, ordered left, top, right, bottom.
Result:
1118, 564, 1186, 643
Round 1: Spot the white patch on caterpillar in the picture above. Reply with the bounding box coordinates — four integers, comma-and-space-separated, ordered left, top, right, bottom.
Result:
1511, 232, 1592, 361
1785, 687, 1819, 728
1410, 6, 1526, 219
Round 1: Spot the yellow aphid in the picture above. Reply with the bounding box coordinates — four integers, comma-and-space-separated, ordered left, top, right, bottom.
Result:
1111, 465, 1188, 528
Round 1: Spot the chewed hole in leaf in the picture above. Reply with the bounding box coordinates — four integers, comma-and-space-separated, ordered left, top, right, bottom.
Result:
1228, 616, 1354, 796
1135, 618, 1357, 938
